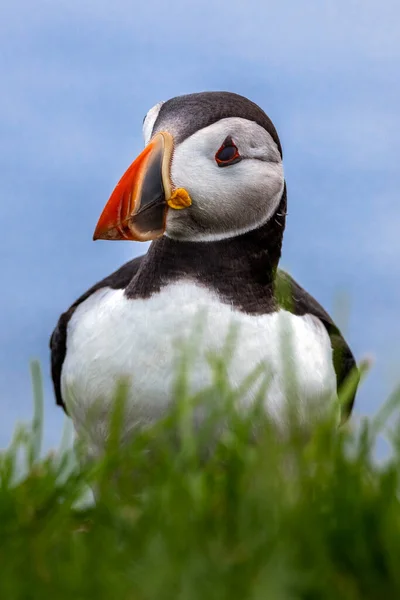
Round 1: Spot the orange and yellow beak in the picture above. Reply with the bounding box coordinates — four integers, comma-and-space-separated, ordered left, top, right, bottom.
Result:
93, 131, 192, 242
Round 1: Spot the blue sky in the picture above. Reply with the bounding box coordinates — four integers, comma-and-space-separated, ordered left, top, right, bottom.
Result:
1, 0, 399, 449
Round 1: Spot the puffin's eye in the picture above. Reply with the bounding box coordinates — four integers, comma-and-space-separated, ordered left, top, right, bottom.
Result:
215, 136, 242, 167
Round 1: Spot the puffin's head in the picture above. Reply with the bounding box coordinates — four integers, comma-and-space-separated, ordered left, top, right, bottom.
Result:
94, 92, 285, 243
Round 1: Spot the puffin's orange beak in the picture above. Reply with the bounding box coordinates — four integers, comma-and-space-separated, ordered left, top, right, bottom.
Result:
93, 132, 175, 242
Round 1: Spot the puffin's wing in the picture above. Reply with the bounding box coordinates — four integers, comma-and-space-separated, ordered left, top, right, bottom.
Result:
50, 255, 144, 412
275, 269, 358, 421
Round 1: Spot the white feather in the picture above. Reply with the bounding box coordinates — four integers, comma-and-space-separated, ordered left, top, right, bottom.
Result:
142, 101, 164, 145
62, 281, 337, 458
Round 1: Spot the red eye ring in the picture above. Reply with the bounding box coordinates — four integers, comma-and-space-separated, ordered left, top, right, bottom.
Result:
215, 136, 242, 167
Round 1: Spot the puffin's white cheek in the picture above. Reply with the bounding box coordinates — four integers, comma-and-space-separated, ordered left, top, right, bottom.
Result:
168, 139, 284, 241
170, 152, 214, 196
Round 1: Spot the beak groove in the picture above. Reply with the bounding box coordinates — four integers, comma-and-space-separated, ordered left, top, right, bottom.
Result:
93, 131, 174, 242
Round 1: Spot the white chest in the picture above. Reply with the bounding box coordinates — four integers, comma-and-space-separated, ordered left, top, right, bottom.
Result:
61, 281, 337, 453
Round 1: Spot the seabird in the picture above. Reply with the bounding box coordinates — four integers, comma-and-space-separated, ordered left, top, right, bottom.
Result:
50, 91, 358, 459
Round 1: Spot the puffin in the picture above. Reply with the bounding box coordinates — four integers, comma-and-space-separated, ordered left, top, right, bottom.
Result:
50, 91, 358, 459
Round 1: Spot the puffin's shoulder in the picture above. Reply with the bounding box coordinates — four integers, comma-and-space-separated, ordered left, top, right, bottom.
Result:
50, 255, 144, 412
275, 269, 358, 421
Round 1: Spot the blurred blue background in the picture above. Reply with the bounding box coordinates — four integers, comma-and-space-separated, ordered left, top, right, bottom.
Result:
1, 1, 399, 449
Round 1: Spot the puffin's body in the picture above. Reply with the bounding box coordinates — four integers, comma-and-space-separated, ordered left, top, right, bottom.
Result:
50, 92, 357, 458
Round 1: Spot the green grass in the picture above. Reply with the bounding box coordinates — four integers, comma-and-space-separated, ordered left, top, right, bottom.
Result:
1, 359, 400, 600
